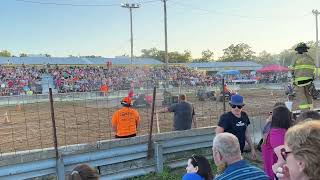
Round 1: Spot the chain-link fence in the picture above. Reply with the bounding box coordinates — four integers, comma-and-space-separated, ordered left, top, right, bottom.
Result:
0, 82, 291, 157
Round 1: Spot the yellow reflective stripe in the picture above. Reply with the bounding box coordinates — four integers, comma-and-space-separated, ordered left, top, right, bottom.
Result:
314, 68, 320, 74
294, 77, 313, 83
294, 64, 316, 70
299, 104, 312, 109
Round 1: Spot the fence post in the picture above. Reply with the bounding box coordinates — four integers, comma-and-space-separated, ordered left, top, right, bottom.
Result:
147, 86, 157, 159
222, 78, 226, 113
49, 88, 65, 180
154, 142, 163, 173
57, 157, 65, 180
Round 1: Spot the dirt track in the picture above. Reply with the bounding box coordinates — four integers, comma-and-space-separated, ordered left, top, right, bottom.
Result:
0, 89, 318, 153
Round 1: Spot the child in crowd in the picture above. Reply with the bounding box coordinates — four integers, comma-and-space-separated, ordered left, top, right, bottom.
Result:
68, 164, 99, 180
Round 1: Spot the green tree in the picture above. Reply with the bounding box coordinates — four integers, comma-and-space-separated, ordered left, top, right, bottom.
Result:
193, 49, 215, 62
140, 48, 164, 61
181, 49, 192, 62
201, 49, 214, 61
19, 53, 28, 57
140, 48, 192, 63
256, 50, 273, 65
278, 49, 295, 66
219, 43, 256, 61
0, 50, 11, 57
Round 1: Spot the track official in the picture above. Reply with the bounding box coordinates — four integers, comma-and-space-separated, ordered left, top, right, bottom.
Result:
112, 97, 140, 138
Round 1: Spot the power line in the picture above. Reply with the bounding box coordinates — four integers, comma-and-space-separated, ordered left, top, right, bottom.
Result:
168, 1, 266, 20
168, 0, 311, 20
14, 0, 118, 6
14, 0, 160, 7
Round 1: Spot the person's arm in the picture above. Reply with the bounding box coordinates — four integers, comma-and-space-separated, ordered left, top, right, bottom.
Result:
273, 163, 291, 180
192, 106, 197, 128
266, 114, 272, 122
157, 107, 169, 113
111, 113, 117, 132
245, 128, 254, 149
272, 145, 286, 174
245, 128, 257, 159
134, 110, 141, 129
216, 114, 227, 134
270, 130, 287, 175
158, 103, 176, 113
215, 126, 224, 133
273, 145, 291, 180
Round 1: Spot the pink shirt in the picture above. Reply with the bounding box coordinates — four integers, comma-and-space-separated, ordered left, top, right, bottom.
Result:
262, 128, 286, 179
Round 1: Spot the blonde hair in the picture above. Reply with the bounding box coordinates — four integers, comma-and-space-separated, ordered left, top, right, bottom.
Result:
285, 120, 320, 180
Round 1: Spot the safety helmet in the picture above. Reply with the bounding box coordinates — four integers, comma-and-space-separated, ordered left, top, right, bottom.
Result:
121, 96, 132, 106
295, 42, 310, 52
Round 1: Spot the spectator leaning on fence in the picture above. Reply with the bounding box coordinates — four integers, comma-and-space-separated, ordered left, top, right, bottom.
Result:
68, 164, 99, 180
112, 96, 140, 138
215, 94, 256, 159
212, 132, 269, 180
156, 94, 195, 131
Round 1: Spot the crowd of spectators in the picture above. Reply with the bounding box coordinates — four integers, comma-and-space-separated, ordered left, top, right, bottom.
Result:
0, 64, 290, 96
0, 65, 219, 96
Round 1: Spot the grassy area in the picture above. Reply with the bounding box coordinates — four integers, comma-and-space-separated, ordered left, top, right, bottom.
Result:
129, 152, 263, 180
129, 166, 185, 180
129, 161, 218, 180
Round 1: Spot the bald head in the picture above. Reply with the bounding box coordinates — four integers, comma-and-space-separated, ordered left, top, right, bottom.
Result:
212, 132, 241, 158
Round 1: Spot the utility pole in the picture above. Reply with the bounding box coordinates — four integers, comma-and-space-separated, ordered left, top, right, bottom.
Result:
162, 0, 169, 86
121, 3, 140, 67
312, 9, 319, 77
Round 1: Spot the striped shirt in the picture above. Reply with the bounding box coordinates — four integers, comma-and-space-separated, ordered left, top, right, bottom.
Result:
215, 160, 269, 180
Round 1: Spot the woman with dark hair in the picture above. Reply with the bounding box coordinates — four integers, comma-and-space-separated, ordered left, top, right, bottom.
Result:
262, 105, 292, 179
182, 154, 213, 180
68, 164, 99, 180
258, 102, 286, 152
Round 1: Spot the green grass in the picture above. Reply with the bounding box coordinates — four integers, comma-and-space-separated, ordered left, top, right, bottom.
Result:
128, 152, 263, 180
129, 166, 184, 180
129, 161, 218, 180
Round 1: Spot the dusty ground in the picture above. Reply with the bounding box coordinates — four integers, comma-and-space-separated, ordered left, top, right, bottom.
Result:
0, 89, 318, 153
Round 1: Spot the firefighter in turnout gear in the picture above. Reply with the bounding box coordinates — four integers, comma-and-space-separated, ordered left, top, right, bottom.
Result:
292, 42, 316, 111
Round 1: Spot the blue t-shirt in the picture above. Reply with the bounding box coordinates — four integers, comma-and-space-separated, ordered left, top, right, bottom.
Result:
215, 160, 269, 180
182, 173, 204, 180
218, 111, 250, 152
